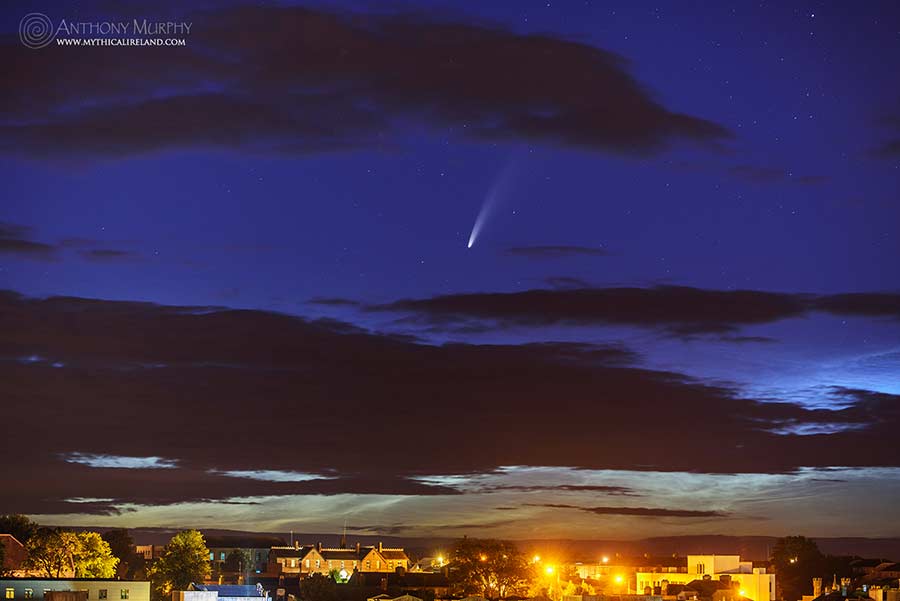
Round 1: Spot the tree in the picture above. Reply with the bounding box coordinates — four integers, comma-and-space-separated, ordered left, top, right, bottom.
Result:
23, 529, 118, 578
299, 573, 336, 601
24, 528, 80, 577
772, 536, 823, 571
449, 538, 534, 599
771, 536, 825, 601
148, 530, 211, 601
224, 549, 251, 574
102, 529, 137, 578
74, 532, 118, 578
0, 515, 39, 545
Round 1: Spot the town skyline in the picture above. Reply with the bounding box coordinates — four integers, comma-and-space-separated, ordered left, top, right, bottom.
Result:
3, 0, 900, 542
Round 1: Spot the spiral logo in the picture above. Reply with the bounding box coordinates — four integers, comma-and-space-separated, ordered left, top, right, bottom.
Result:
19, 13, 55, 49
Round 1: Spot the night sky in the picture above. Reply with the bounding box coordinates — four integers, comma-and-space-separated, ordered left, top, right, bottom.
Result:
2, 0, 900, 540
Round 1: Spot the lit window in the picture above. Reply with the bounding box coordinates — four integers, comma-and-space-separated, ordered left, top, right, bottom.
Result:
315, 560, 320, 569
341, 561, 345, 569
120, 590, 129, 600
220, 553, 226, 561
99, 591, 108, 600
376, 561, 381, 569
209, 553, 214, 561
305, 559, 310, 569
6, 589, 15, 600
25, 591, 34, 600
366, 561, 371, 570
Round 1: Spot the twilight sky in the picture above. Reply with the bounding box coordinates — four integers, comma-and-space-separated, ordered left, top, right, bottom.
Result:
2, 0, 899, 540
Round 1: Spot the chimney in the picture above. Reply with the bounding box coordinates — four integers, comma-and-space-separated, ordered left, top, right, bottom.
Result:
378, 542, 383, 552
317, 542, 322, 552
356, 543, 361, 553
294, 540, 299, 550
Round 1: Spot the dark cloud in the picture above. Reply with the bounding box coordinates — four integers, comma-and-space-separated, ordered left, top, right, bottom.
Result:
1, 291, 898, 516
812, 293, 900, 319
873, 139, 900, 157
0, 222, 141, 263
505, 245, 609, 259
371, 286, 809, 336
2, 5, 728, 159
529, 503, 728, 518
308, 297, 363, 307
369, 286, 900, 337
0, 222, 57, 260
717, 335, 778, 344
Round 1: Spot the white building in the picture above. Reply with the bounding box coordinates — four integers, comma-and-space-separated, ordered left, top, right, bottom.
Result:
636, 556, 775, 601
1, 579, 150, 601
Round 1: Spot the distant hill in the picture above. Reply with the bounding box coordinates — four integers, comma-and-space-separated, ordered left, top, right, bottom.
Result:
66, 527, 899, 562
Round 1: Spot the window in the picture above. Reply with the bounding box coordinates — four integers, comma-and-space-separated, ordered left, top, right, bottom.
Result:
376, 561, 381, 569
315, 559, 320, 569
256, 553, 261, 561
366, 561, 371, 570
209, 553, 214, 561
99, 591, 108, 600
5, 588, 14, 599
25, 591, 34, 600
220, 552, 226, 561
340, 561, 345, 569
120, 590, 129, 600
305, 559, 310, 569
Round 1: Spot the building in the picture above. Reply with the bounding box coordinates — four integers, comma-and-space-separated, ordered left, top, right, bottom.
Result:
205, 537, 284, 578
173, 583, 270, 601
0, 536, 28, 576
351, 571, 450, 597
636, 556, 774, 601
1, 579, 150, 601
267, 542, 408, 579
134, 546, 165, 562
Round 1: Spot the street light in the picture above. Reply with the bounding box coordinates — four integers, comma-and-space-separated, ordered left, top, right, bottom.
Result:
545, 565, 560, 601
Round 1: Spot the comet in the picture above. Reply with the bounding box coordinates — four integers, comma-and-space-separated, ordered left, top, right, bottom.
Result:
467, 157, 520, 249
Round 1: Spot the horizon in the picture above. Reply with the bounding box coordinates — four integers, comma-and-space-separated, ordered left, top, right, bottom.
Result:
3, 0, 900, 543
